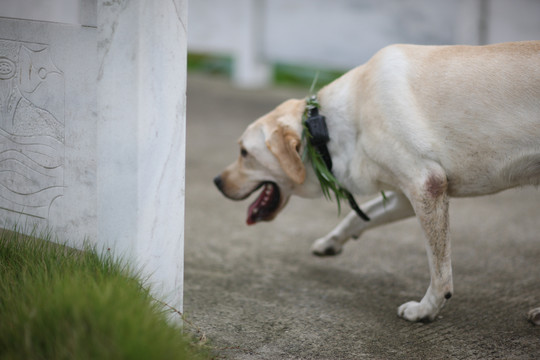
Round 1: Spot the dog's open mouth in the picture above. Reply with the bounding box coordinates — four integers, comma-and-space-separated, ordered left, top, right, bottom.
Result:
246, 182, 281, 225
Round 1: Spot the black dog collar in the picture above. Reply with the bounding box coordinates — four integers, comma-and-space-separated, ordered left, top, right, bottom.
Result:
304, 97, 370, 221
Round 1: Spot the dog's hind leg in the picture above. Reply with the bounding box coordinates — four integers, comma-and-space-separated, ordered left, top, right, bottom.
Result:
398, 169, 453, 322
528, 308, 540, 325
311, 191, 415, 256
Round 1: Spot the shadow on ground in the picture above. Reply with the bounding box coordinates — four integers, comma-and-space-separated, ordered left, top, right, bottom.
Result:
184, 73, 540, 360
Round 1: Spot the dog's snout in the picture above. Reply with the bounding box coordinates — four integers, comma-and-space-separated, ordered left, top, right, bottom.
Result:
213, 175, 223, 190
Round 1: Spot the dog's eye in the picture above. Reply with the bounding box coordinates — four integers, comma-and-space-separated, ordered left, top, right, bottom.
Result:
240, 148, 248, 157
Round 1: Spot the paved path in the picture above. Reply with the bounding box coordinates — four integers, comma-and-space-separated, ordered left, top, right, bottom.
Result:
184, 74, 540, 359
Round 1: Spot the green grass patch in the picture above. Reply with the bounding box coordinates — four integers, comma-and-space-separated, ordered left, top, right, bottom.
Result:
188, 53, 233, 76
188, 52, 345, 89
0, 229, 210, 360
273, 62, 345, 89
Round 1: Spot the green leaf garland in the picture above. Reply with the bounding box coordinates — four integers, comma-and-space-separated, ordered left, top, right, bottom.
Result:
301, 96, 350, 215
301, 73, 385, 217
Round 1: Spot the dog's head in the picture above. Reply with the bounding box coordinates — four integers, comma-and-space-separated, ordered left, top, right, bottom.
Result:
214, 98, 318, 225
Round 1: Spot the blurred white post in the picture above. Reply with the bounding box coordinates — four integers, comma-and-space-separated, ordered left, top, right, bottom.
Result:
97, 0, 187, 314
233, 0, 272, 88
455, 0, 483, 45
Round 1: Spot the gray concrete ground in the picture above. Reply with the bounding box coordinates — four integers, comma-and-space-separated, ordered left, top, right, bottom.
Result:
184, 74, 540, 359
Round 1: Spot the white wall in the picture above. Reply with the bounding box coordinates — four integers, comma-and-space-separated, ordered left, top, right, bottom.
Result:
487, 0, 540, 43
262, 0, 458, 69
189, 0, 540, 87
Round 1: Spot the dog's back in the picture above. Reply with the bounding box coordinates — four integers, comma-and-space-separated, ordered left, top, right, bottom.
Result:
365, 42, 540, 196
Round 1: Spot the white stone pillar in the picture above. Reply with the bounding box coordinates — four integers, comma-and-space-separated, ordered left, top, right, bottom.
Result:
97, 0, 187, 313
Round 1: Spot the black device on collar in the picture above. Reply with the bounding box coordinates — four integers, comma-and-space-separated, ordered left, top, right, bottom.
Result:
304, 106, 332, 170
304, 101, 370, 222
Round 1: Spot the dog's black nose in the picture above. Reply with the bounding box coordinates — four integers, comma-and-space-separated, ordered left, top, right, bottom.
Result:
213, 175, 223, 190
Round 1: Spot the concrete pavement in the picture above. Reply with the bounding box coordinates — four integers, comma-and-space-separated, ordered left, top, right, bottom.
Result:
184, 73, 540, 359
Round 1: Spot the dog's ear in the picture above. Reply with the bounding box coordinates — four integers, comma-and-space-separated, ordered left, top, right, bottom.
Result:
266, 125, 306, 185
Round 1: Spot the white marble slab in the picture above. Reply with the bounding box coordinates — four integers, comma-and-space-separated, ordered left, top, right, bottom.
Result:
0, 18, 97, 242
0, 0, 187, 314
0, 0, 81, 26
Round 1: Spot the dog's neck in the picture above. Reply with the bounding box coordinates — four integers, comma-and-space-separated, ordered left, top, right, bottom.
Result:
316, 87, 359, 185
303, 95, 370, 221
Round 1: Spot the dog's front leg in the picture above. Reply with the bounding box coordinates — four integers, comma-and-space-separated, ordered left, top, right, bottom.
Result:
398, 173, 453, 322
311, 191, 415, 256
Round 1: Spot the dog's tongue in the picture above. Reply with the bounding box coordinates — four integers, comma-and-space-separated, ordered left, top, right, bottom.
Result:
246, 183, 277, 225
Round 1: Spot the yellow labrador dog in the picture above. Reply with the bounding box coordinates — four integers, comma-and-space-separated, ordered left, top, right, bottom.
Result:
214, 41, 540, 324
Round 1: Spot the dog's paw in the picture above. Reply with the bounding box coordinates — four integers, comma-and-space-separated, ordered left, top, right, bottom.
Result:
397, 301, 438, 322
528, 308, 540, 325
311, 237, 343, 256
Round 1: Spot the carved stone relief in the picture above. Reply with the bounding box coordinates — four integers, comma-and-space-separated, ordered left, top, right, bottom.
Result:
0, 39, 64, 220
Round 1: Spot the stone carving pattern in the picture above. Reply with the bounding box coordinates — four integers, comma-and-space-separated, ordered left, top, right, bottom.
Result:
0, 39, 64, 220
